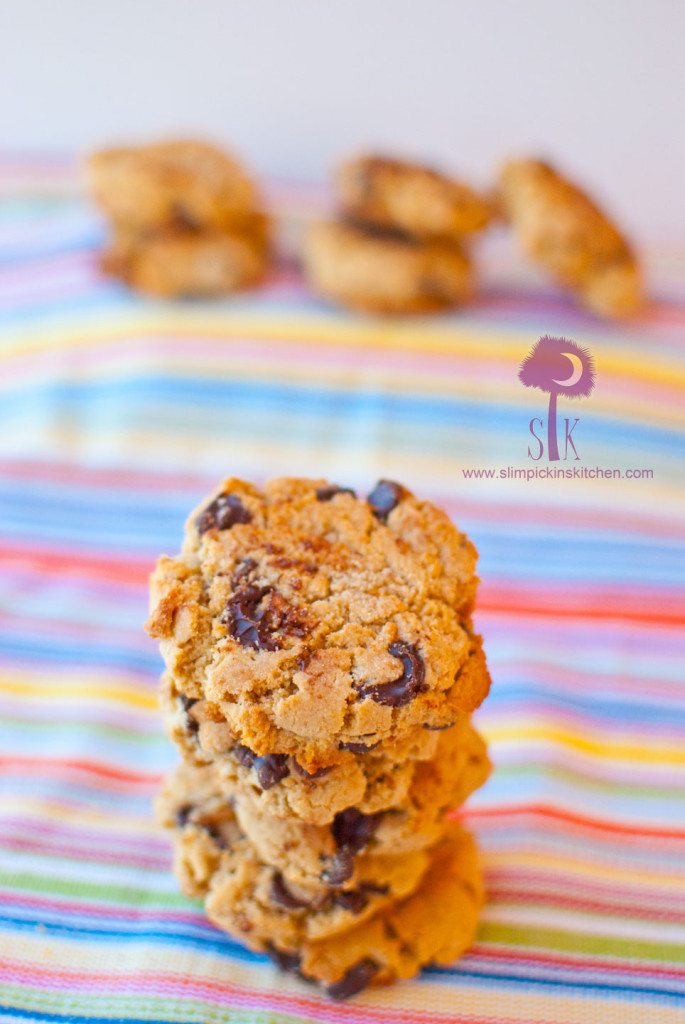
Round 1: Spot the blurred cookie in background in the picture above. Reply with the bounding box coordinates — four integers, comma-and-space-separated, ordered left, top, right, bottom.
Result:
497, 158, 644, 319
87, 139, 260, 232
304, 153, 490, 314
337, 154, 492, 242
102, 216, 270, 298
303, 220, 472, 314
88, 139, 271, 297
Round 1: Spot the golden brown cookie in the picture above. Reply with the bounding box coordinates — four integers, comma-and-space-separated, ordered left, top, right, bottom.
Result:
158, 765, 432, 941
160, 672, 446, 824
101, 219, 270, 298
146, 477, 490, 769
230, 721, 489, 888
165, 793, 483, 998
302, 220, 473, 314
498, 158, 644, 318
87, 139, 259, 232
337, 155, 492, 240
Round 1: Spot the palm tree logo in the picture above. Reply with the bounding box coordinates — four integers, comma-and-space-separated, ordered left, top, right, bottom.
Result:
519, 335, 596, 461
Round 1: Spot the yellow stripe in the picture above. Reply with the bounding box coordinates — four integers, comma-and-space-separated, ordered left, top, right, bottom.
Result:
0, 676, 157, 711
2, 309, 684, 393
483, 850, 685, 888
483, 724, 685, 765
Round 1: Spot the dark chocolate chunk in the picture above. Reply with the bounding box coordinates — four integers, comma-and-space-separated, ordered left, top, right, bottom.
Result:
321, 847, 355, 886
331, 808, 380, 853
359, 640, 426, 707
196, 492, 251, 535
179, 694, 199, 736
201, 821, 227, 849
327, 958, 379, 1000
233, 743, 256, 768
265, 943, 302, 975
225, 584, 279, 652
339, 739, 381, 753
175, 803, 193, 827
254, 753, 289, 790
225, 585, 308, 651
367, 479, 405, 521
334, 888, 368, 914
269, 873, 310, 910
316, 484, 357, 502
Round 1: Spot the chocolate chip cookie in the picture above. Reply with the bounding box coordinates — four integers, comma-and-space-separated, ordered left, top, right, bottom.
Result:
161, 780, 482, 998
337, 154, 492, 241
497, 158, 644, 319
302, 220, 473, 314
102, 218, 270, 298
161, 671, 445, 823
147, 477, 490, 769
88, 139, 260, 232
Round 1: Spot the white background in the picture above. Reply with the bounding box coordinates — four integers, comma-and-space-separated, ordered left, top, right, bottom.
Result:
1, 0, 683, 240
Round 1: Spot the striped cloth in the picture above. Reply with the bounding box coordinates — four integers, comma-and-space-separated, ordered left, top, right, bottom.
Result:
1, 161, 684, 1024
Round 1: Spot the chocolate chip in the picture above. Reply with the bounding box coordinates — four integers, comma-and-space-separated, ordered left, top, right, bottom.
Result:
196, 492, 251, 534
233, 743, 256, 769
367, 479, 405, 521
322, 847, 355, 886
359, 640, 426, 707
339, 739, 381, 753
201, 821, 228, 849
292, 760, 331, 780
179, 694, 199, 736
327, 958, 379, 1000
254, 754, 289, 790
332, 808, 381, 853
334, 888, 368, 914
266, 943, 302, 975
175, 803, 192, 826
225, 585, 308, 652
269, 873, 310, 910
316, 484, 357, 502
225, 584, 279, 652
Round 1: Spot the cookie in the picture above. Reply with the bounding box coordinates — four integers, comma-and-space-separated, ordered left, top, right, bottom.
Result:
497, 158, 643, 318
158, 765, 431, 941
181, 807, 483, 997
161, 673, 446, 824
87, 139, 259, 232
146, 477, 490, 769
302, 220, 473, 314
102, 218, 270, 298
337, 155, 491, 241
230, 721, 489, 888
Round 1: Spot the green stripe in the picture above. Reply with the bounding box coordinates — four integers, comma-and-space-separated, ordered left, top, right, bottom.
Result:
481, 921, 685, 964
0, 869, 191, 908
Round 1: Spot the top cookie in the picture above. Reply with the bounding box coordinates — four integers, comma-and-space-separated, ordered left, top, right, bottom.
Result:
146, 477, 489, 768
87, 139, 260, 232
497, 158, 643, 318
337, 155, 492, 241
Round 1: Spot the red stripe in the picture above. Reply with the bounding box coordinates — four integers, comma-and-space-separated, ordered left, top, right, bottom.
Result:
464, 804, 685, 841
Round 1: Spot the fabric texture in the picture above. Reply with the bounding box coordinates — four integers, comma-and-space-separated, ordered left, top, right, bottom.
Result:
0, 161, 684, 1022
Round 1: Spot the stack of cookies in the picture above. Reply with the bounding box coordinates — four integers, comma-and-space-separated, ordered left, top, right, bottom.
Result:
303, 155, 491, 313
147, 476, 492, 999
87, 140, 271, 297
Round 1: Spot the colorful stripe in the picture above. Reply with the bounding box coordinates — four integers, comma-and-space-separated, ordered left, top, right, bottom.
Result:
0, 166, 684, 1022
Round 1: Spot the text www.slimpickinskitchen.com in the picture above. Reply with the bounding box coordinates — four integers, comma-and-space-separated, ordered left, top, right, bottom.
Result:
462, 466, 654, 481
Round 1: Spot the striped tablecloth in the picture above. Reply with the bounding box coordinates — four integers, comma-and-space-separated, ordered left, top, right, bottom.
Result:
1, 163, 684, 1023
